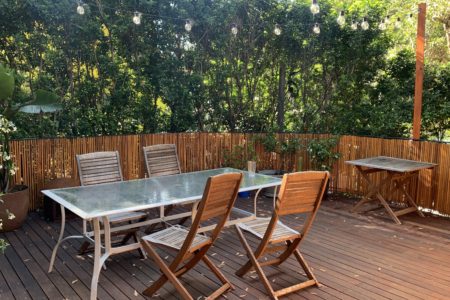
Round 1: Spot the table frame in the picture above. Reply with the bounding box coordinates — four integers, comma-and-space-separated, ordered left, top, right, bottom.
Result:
347, 157, 435, 224
351, 166, 425, 224
45, 170, 280, 300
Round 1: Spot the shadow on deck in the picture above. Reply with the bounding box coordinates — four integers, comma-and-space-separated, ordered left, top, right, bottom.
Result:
1, 196, 450, 300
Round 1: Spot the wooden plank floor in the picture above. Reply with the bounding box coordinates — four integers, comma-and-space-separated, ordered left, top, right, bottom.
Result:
1, 196, 450, 300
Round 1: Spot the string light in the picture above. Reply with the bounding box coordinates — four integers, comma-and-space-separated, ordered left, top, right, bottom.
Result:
185, 19, 193, 32
395, 17, 402, 29
76, 1, 85, 15
231, 23, 238, 36
378, 19, 386, 31
132, 11, 142, 25
310, 0, 320, 15
313, 23, 320, 34
274, 24, 282, 36
361, 17, 369, 30
70, 2, 416, 37
337, 10, 345, 27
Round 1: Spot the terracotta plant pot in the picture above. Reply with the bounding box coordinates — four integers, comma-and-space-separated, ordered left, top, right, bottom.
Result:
0, 185, 29, 232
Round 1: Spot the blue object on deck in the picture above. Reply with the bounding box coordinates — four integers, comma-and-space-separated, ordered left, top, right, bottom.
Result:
238, 191, 251, 198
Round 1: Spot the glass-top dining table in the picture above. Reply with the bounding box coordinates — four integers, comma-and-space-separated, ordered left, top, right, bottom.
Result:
42, 168, 282, 300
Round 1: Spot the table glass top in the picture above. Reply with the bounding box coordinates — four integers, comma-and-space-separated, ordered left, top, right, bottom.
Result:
345, 156, 436, 172
42, 168, 281, 219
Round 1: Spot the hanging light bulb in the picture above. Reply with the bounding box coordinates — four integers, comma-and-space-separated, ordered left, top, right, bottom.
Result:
337, 10, 346, 27
132, 11, 142, 25
408, 13, 414, 23
76, 1, 85, 15
378, 19, 386, 31
310, 0, 320, 15
361, 17, 369, 30
231, 23, 238, 36
274, 24, 282, 36
395, 17, 402, 29
313, 23, 320, 34
350, 20, 358, 30
184, 19, 193, 32
384, 15, 391, 24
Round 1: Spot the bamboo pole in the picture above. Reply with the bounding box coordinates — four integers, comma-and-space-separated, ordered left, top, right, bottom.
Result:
412, 3, 426, 140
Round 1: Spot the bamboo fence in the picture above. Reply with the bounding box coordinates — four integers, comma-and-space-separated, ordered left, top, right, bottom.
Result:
8, 133, 450, 215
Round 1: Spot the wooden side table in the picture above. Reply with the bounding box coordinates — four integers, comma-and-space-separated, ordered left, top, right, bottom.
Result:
346, 156, 436, 224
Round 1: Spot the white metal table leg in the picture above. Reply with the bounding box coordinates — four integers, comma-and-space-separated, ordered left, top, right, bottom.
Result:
253, 188, 262, 217
90, 216, 111, 300
48, 204, 66, 272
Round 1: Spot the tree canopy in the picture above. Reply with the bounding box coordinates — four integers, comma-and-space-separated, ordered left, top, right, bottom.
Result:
0, 0, 449, 140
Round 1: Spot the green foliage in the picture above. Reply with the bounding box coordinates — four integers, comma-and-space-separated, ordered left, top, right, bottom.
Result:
0, 237, 7, 254
222, 142, 257, 170
422, 63, 450, 141
0, 63, 60, 193
254, 133, 302, 171
257, 132, 279, 153
0, 65, 14, 100
307, 137, 341, 172
0, 0, 447, 140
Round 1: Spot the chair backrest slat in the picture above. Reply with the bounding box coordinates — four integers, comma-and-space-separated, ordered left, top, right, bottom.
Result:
76, 151, 123, 186
256, 171, 328, 248
276, 172, 329, 216
143, 144, 181, 178
180, 173, 242, 252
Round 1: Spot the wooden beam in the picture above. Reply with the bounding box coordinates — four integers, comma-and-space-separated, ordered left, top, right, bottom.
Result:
412, 3, 426, 140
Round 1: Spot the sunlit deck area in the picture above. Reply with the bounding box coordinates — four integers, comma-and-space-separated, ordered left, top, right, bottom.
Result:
1, 196, 450, 300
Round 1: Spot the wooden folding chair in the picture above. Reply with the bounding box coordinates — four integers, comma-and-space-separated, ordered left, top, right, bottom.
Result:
234, 171, 329, 300
143, 144, 190, 232
76, 151, 147, 256
143, 144, 181, 177
140, 172, 243, 299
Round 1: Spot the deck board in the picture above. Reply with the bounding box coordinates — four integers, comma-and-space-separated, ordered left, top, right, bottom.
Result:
1, 197, 450, 300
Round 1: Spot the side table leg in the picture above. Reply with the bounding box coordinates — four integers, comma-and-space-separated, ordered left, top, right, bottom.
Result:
375, 192, 402, 224
397, 180, 425, 217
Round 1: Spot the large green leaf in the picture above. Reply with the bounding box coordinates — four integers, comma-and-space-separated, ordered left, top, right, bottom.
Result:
0, 64, 15, 100
19, 89, 62, 113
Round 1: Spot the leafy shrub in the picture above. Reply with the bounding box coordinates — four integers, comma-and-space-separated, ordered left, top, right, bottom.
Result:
307, 137, 341, 172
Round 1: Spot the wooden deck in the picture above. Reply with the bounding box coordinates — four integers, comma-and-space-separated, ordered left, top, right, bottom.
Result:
1, 196, 450, 300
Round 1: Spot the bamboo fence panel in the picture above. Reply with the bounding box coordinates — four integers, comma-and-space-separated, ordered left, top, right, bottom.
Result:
7, 133, 450, 215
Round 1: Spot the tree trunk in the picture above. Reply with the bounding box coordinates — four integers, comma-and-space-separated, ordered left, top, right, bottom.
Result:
444, 23, 450, 55
276, 63, 286, 131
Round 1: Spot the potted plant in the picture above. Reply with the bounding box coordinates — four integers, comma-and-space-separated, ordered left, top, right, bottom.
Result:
222, 141, 258, 197
0, 63, 61, 236
255, 133, 302, 197
222, 142, 258, 171
255, 132, 302, 174
306, 137, 341, 197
